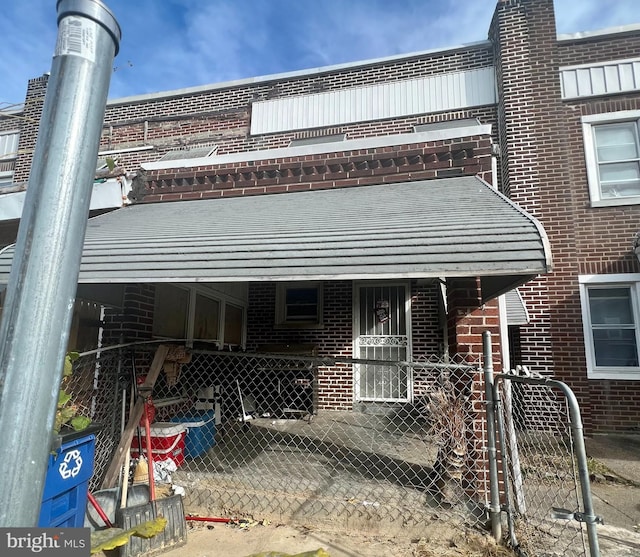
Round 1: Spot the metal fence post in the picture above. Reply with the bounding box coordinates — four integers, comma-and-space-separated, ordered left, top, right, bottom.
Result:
483, 331, 502, 542
0, 0, 120, 526
552, 380, 601, 557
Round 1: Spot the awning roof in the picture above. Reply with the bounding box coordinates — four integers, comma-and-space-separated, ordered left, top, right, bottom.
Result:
505, 288, 530, 325
0, 176, 552, 302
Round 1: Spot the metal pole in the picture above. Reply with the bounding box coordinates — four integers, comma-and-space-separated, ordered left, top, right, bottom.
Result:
553, 381, 601, 557
494, 374, 602, 556
483, 331, 502, 542
492, 378, 519, 550
0, 0, 120, 526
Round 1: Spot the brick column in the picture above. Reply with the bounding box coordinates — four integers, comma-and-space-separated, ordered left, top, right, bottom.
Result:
446, 276, 502, 504
13, 74, 49, 184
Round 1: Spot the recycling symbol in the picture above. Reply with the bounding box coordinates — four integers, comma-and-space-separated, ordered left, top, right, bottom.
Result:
59, 449, 83, 480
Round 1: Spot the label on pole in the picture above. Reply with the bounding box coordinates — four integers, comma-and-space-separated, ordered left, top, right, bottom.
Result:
55, 17, 96, 63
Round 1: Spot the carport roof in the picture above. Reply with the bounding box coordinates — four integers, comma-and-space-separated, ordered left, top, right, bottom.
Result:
0, 176, 552, 302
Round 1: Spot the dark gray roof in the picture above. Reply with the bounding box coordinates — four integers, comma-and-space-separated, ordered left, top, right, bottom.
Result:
0, 176, 552, 301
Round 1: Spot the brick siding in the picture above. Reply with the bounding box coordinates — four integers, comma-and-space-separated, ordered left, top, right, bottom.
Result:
8, 0, 640, 429
493, 0, 640, 431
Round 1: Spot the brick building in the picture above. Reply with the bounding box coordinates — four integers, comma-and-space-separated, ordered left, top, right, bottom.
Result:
0, 0, 638, 430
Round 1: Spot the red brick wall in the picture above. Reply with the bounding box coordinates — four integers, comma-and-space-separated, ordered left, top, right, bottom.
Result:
12, 76, 48, 184
100, 43, 493, 161
493, 0, 640, 431
5, 36, 499, 415
103, 284, 155, 345
141, 136, 494, 202
247, 280, 444, 410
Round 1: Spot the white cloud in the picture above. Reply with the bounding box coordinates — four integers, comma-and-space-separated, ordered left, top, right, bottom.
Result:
0, 0, 638, 105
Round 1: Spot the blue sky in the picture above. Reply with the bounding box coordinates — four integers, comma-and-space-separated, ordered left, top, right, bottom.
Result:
1, 0, 639, 108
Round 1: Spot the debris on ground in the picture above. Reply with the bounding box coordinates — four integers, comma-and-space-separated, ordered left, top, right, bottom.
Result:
243, 551, 330, 557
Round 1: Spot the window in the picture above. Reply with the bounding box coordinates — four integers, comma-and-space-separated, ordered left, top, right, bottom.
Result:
0, 131, 19, 189
289, 134, 345, 147
275, 282, 323, 328
153, 284, 246, 348
579, 274, 640, 379
582, 111, 640, 206
157, 144, 217, 162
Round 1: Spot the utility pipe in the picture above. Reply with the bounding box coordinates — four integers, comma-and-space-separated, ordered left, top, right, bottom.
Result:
0, 0, 120, 526
483, 331, 502, 542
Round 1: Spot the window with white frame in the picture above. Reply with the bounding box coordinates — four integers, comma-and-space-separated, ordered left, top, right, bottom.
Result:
275, 282, 323, 329
0, 131, 19, 189
579, 274, 640, 379
153, 284, 246, 348
582, 111, 640, 206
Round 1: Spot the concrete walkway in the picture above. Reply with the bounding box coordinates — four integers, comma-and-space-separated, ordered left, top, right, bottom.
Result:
585, 434, 640, 556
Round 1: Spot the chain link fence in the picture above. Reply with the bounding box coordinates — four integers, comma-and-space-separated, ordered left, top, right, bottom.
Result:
494, 371, 601, 557
70, 343, 493, 537
68, 341, 603, 554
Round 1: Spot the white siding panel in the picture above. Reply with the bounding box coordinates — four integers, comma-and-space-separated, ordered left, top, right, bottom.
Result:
590, 67, 606, 96
576, 68, 594, 96
561, 70, 578, 98
560, 57, 640, 99
250, 67, 496, 134
618, 63, 635, 90
0, 132, 19, 159
604, 65, 621, 92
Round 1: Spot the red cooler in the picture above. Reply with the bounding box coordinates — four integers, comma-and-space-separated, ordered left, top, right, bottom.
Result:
130, 422, 186, 467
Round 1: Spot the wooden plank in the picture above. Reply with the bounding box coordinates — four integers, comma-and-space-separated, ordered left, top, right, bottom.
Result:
101, 344, 170, 489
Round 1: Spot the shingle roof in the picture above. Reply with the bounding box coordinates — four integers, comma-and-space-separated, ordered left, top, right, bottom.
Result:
0, 176, 552, 301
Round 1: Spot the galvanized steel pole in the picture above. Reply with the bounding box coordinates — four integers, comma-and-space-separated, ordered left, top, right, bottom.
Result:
0, 0, 120, 526
483, 331, 502, 542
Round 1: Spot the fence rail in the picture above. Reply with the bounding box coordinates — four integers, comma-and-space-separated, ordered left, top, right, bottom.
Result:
68, 339, 602, 555
493, 371, 601, 557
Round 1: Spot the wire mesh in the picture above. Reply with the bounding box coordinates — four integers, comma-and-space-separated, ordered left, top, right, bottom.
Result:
496, 375, 590, 557
69, 348, 130, 492
69, 343, 492, 536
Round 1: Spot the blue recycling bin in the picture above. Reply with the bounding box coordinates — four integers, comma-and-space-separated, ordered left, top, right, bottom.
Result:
38, 431, 96, 527
171, 410, 216, 458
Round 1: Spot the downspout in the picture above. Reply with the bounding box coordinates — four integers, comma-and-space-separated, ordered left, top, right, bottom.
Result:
0, 0, 120, 526
491, 139, 511, 371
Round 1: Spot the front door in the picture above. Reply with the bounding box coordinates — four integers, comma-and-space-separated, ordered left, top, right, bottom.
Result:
354, 283, 411, 401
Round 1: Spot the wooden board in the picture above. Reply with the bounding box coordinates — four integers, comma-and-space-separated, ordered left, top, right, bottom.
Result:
101, 344, 170, 489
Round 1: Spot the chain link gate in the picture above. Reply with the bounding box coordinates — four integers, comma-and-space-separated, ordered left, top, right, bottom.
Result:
68, 338, 606, 553
70, 343, 498, 537
493, 371, 602, 557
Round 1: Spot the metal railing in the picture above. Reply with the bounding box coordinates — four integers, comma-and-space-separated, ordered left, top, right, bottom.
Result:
70, 338, 602, 554
71, 343, 492, 537
493, 369, 601, 557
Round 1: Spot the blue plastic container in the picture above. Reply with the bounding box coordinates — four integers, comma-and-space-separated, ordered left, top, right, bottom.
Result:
38, 432, 96, 527
170, 410, 216, 458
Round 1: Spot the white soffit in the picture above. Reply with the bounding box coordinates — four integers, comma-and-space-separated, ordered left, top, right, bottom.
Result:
250, 67, 496, 135
0, 178, 129, 221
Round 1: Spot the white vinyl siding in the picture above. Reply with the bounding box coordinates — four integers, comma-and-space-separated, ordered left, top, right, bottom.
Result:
561, 57, 640, 99
251, 67, 496, 135
0, 131, 19, 189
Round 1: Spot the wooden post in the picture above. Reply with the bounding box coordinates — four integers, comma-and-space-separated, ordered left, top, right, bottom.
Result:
101, 345, 170, 489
